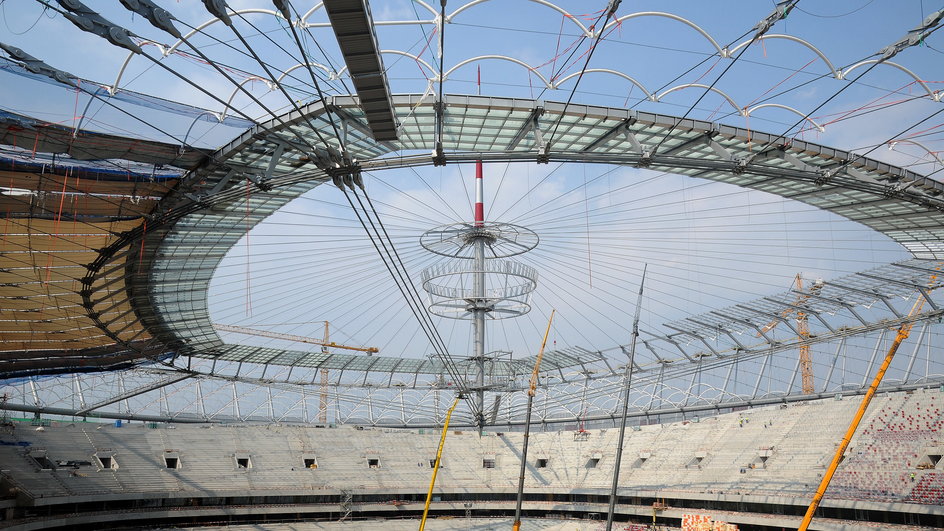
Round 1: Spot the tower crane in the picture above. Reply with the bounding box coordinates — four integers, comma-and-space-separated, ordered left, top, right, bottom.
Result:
212, 322, 380, 425
212, 323, 378, 354
756, 274, 823, 394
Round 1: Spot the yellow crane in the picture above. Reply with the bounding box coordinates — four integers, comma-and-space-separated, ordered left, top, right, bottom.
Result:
800, 268, 939, 530
757, 274, 822, 394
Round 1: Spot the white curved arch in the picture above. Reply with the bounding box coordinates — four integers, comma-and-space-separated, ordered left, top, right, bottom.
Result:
729, 34, 839, 79
302, 1, 438, 28
604, 12, 725, 56
108, 40, 167, 95
221, 77, 274, 121
656, 83, 744, 116
447, 0, 592, 37
888, 139, 944, 168
336, 50, 437, 79
842, 60, 940, 101
276, 62, 336, 83
443, 55, 550, 87
746, 103, 825, 133
299, 2, 325, 25
167, 9, 282, 55
554, 68, 654, 100
111, 9, 284, 95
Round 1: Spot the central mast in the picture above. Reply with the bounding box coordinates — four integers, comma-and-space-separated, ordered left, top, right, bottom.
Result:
420, 162, 539, 427
472, 161, 487, 427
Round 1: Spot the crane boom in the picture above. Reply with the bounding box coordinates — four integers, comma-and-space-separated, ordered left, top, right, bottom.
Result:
212, 323, 379, 354
799, 268, 938, 530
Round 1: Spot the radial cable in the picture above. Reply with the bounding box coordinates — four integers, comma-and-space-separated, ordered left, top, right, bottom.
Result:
336, 182, 467, 397
350, 186, 469, 394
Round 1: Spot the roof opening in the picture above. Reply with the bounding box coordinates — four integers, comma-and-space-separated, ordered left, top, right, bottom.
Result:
235, 456, 252, 469
97, 455, 118, 469
918, 453, 942, 469
28, 452, 55, 470
165, 456, 180, 469
586, 457, 600, 469
483, 458, 496, 469
367, 458, 381, 468
536, 458, 549, 468
429, 459, 441, 468
303, 457, 318, 469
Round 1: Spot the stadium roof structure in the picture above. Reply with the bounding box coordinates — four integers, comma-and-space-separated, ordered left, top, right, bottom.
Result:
2, 1, 944, 426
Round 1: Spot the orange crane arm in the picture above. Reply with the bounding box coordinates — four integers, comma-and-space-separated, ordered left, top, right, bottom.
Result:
212, 323, 379, 353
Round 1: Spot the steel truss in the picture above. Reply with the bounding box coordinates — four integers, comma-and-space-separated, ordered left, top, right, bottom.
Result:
4, 265, 943, 427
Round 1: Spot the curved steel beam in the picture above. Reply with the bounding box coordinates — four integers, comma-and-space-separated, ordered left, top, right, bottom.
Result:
111, 9, 283, 96
604, 12, 725, 56
448, 0, 592, 37
553, 68, 655, 99
443, 55, 550, 86
276, 61, 336, 83
747, 103, 825, 132
888, 139, 944, 168
167, 9, 282, 55
729, 34, 840, 79
109, 40, 168, 96
221, 77, 275, 121
842, 60, 940, 101
337, 50, 437, 79
656, 83, 743, 115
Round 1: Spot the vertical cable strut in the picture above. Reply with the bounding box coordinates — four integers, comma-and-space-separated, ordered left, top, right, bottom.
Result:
799, 268, 939, 530
512, 309, 556, 531
605, 264, 647, 530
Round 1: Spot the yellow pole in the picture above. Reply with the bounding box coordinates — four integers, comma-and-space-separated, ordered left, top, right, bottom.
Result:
419, 396, 460, 531
799, 274, 937, 530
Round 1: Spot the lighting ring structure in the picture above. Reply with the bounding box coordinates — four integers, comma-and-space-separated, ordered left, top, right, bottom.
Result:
75, 94, 944, 400
420, 221, 539, 259
420, 259, 538, 320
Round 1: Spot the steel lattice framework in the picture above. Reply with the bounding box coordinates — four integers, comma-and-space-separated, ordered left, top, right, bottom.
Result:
2, 2, 944, 426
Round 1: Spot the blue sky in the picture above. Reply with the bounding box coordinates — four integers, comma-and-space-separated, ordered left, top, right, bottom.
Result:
1, 0, 942, 378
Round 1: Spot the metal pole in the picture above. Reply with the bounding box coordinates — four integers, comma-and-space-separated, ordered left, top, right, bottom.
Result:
473, 160, 486, 427
605, 264, 647, 530
512, 310, 555, 531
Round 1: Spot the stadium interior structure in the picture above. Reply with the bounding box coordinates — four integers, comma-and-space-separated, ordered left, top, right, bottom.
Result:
2, 0, 944, 529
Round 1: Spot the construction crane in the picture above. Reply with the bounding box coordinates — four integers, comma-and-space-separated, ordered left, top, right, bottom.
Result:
320, 322, 330, 424
757, 274, 823, 394
214, 322, 378, 425
800, 267, 940, 530
212, 323, 379, 354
